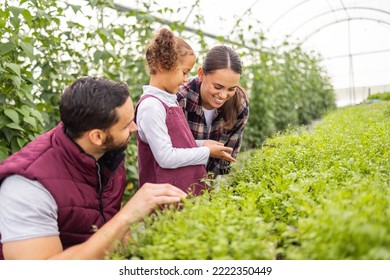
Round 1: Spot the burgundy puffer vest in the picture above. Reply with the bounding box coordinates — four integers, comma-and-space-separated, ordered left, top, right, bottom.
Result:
136, 95, 207, 196
0, 123, 126, 259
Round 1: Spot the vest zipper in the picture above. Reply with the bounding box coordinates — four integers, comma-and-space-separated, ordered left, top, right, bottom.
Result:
95, 162, 106, 224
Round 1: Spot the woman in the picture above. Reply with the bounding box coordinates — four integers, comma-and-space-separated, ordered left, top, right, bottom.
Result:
177, 45, 249, 176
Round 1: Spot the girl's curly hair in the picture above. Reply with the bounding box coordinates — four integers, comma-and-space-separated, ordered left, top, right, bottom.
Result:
145, 27, 194, 75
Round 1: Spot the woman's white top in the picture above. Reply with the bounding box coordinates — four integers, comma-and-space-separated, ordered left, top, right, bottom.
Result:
202, 107, 216, 129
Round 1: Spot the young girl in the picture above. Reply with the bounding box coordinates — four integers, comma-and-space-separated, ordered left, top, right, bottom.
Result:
135, 28, 235, 196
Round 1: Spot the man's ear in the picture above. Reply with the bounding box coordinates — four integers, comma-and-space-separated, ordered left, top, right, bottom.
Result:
88, 129, 105, 146
197, 67, 204, 81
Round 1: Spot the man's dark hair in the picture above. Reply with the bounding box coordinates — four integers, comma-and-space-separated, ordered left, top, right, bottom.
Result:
60, 77, 130, 139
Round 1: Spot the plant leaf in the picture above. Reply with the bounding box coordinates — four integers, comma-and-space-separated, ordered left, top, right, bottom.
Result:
4, 108, 20, 124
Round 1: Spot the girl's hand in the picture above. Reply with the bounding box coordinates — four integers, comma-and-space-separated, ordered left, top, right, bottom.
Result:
203, 140, 236, 162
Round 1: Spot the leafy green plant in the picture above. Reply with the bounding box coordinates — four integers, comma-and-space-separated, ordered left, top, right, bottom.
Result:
110, 102, 390, 260
367, 91, 390, 101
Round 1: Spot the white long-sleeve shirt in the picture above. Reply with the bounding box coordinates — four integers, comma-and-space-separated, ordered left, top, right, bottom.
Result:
136, 85, 209, 169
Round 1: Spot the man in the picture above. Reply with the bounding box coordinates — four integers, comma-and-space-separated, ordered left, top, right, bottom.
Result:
0, 77, 186, 259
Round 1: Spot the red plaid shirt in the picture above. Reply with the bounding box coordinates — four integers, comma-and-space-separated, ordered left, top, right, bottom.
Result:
177, 77, 249, 175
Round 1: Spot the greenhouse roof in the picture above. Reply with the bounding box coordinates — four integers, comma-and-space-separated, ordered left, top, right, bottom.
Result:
116, 0, 390, 90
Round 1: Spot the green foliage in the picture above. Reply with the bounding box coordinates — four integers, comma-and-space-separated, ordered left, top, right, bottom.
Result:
111, 190, 275, 260
1, 0, 48, 159
367, 91, 390, 101
110, 102, 390, 259
238, 43, 336, 148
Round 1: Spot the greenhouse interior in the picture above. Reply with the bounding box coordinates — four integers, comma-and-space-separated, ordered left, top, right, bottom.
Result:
1, 0, 390, 265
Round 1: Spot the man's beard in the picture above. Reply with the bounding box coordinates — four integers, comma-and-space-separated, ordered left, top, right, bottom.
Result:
102, 132, 131, 154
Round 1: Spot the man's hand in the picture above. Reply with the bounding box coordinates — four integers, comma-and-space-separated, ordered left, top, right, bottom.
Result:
120, 183, 187, 224
203, 140, 236, 162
